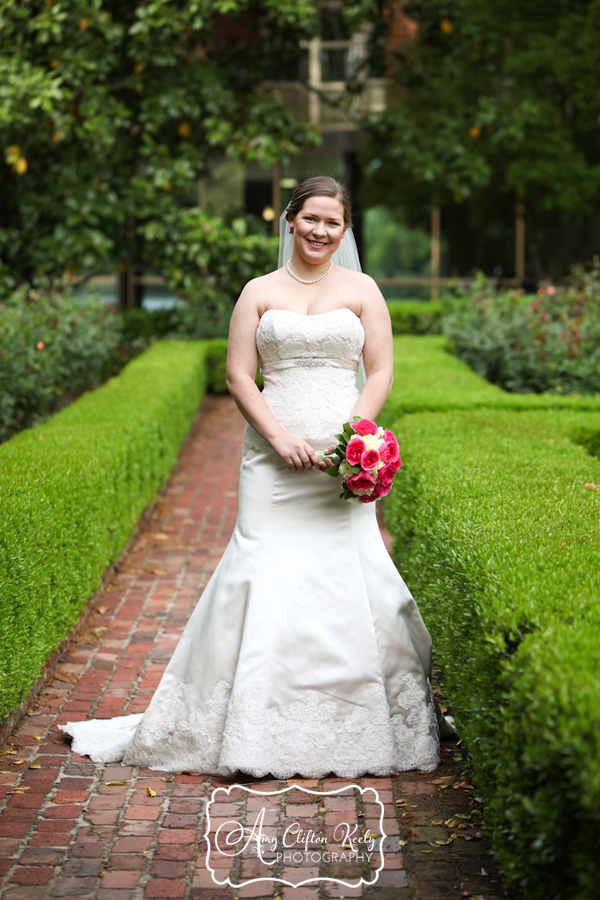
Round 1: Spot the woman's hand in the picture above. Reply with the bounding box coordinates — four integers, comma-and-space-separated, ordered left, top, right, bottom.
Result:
321, 444, 339, 470
270, 433, 327, 471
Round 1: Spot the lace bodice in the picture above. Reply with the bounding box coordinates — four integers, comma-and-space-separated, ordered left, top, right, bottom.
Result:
243, 308, 365, 461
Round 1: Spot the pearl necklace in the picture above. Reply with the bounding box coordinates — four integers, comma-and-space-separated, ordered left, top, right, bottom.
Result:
286, 260, 333, 284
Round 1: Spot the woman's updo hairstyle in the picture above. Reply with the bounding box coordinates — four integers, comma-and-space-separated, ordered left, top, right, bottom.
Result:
286, 176, 352, 228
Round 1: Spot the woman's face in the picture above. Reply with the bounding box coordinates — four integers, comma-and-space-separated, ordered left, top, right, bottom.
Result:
289, 195, 346, 265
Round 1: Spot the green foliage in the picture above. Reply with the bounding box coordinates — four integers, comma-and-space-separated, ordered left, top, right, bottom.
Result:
0, 339, 211, 722
364, 205, 432, 278
384, 406, 600, 900
204, 339, 228, 393
362, 1, 600, 278
380, 335, 600, 425
383, 331, 600, 898
387, 300, 442, 335
0, 0, 321, 289
151, 211, 279, 328
0, 284, 123, 442
443, 270, 600, 394
370, 0, 600, 212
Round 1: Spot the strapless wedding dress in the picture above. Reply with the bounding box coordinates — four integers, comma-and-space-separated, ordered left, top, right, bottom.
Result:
59, 308, 440, 778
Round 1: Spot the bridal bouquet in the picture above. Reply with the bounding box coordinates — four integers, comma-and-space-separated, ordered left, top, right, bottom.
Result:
316, 418, 401, 503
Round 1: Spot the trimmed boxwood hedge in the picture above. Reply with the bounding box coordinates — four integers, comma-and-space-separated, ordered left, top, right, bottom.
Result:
387, 300, 443, 335
383, 358, 600, 898
383, 335, 600, 420
0, 339, 213, 722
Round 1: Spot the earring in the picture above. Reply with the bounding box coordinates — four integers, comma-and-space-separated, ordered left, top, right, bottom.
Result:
289, 226, 294, 234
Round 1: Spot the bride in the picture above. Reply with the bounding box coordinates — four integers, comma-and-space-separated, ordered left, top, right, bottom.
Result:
59, 176, 442, 778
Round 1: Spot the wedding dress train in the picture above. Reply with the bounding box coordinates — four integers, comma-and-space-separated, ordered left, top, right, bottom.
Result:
59, 308, 440, 778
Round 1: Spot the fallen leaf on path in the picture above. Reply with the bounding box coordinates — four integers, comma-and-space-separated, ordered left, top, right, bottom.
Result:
146, 787, 157, 797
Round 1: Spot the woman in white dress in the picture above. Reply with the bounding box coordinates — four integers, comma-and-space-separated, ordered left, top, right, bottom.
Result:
59, 176, 442, 778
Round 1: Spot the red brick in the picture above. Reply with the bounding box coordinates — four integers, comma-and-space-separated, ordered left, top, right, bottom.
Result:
1, 887, 47, 900
144, 879, 186, 898
84, 811, 120, 826
157, 828, 195, 845
70, 842, 106, 858
112, 836, 153, 853
52, 791, 89, 804
19, 847, 63, 865
101, 871, 141, 889
11, 866, 55, 885
154, 844, 195, 861
43, 804, 83, 818
149, 860, 188, 878
89, 795, 127, 810
50, 876, 98, 896
123, 805, 161, 821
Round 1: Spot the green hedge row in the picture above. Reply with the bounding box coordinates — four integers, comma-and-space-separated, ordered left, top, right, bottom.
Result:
383, 335, 600, 420
0, 339, 216, 722
387, 299, 442, 335
383, 337, 600, 900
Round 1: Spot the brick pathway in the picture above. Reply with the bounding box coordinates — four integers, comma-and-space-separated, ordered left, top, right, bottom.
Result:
0, 396, 509, 900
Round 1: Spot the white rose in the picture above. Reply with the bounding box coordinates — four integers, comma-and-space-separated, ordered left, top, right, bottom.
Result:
362, 434, 381, 451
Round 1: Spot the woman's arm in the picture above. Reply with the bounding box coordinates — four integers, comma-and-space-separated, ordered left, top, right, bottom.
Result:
350, 276, 394, 421
226, 284, 327, 470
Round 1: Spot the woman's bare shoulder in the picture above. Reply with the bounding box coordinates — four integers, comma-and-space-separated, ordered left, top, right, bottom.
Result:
239, 269, 285, 300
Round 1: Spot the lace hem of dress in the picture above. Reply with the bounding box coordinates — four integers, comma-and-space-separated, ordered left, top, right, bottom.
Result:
115, 675, 440, 778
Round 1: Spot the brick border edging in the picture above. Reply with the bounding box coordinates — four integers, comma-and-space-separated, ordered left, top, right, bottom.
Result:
0, 397, 212, 749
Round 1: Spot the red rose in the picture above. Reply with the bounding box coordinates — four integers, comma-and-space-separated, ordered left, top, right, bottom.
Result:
351, 418, 378, 436
346, 437, 366, 466
346, 471, 375, 492
361, 448, 380, 470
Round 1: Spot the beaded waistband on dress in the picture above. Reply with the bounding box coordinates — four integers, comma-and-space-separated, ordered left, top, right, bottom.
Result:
260, 356, 359, 374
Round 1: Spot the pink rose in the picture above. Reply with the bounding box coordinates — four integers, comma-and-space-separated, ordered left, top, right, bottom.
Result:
359, 493, 376, 503
361, 448, 380, 470
378, 470, 394, 491
359, 482, 388, 502
346, 471, 375, 492
380, 430, 399, 462
368, 481, 391, 501
546, 285, 556, 295
345, 437, 366, 466
37, 341, 45, 350
351, 418, 378, 436
379, 459, 401, 485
